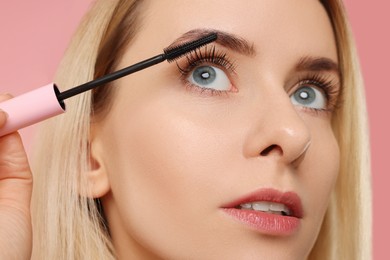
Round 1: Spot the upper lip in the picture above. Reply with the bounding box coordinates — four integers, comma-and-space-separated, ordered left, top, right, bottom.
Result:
221, 188, 304, 218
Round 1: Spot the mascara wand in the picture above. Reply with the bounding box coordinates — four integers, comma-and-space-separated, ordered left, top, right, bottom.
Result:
0, 33, 217, 137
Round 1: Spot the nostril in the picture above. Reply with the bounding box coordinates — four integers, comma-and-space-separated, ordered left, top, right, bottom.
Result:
260, 144, 283, 156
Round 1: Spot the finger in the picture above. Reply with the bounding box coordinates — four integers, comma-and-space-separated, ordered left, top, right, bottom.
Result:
0, 131, 32, 213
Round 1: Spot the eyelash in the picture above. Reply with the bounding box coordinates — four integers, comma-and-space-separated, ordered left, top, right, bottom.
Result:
176, 47, 340, 114
294, 73, 340, 115
176, 45, 236, 96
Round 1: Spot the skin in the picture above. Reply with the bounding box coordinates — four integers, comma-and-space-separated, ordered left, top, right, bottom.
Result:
0, 94, 32, 259
89, 0, 341, 259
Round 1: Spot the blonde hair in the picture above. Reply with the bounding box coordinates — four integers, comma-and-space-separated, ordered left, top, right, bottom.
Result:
31, 0, 371, 259
31, 1, 142, 259
308, 1, 372, 259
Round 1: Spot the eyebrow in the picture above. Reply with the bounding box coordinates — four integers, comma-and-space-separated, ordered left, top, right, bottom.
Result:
168, 29, 256, 56
296, 56, 340, 74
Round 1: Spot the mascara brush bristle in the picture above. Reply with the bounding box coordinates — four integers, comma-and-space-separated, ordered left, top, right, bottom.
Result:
164, 33, 218, 62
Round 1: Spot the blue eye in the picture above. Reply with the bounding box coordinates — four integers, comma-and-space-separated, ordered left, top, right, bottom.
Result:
188, 65, 231, 91
290, 86, 327, 109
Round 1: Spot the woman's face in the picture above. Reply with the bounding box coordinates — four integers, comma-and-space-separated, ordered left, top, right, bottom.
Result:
93, 0, 340, 259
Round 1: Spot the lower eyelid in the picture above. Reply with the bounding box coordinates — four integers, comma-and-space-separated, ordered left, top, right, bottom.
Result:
295, 106, 334, 117
183, 81, 231, 97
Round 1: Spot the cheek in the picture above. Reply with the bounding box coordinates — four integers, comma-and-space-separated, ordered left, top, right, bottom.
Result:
99, 90, 263, 259
100, 94, 235, 247
108, 105, 223, 197
302, 118, 340, 222
103, 77, 240, 208
104, 105, 195, 204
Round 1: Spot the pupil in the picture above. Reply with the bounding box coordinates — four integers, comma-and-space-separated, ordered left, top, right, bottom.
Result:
294, 87, 316, 105
201, 72, 210, 79
300, 92, 309, 99
193, 66, 216, 85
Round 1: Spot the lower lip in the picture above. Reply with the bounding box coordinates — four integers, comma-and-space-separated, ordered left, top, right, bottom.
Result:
222, 208, 301, 236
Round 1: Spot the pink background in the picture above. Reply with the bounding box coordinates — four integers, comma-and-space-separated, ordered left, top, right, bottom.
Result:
0, 1, 388, 258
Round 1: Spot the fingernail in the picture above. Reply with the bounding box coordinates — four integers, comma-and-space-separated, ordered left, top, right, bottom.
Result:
0, 93, 12, 102
0, 109, 8, 118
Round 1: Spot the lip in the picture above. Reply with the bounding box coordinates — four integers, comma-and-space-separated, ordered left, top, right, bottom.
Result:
221, 188, 304, 236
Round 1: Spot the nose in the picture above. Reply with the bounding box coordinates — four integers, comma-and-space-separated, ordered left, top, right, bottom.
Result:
243, 89, 311, 166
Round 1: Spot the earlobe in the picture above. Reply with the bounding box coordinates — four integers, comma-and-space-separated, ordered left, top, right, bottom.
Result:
81, 136, 111, 198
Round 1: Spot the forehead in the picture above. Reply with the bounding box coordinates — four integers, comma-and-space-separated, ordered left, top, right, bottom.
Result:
125, 0, 337, 66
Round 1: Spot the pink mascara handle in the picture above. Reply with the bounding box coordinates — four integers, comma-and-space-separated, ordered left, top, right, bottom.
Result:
0, 83, 65, 137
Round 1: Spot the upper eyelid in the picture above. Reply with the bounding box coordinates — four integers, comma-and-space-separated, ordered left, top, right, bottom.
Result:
295, 56, 340, 74
290, 71, 340, 89
177, 46, 237, 74
288, 72, 339, 96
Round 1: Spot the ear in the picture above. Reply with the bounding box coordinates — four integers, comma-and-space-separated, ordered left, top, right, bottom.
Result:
81, 129, 111, 198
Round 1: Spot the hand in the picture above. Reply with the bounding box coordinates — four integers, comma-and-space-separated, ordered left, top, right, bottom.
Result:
0, 94, 32, 259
